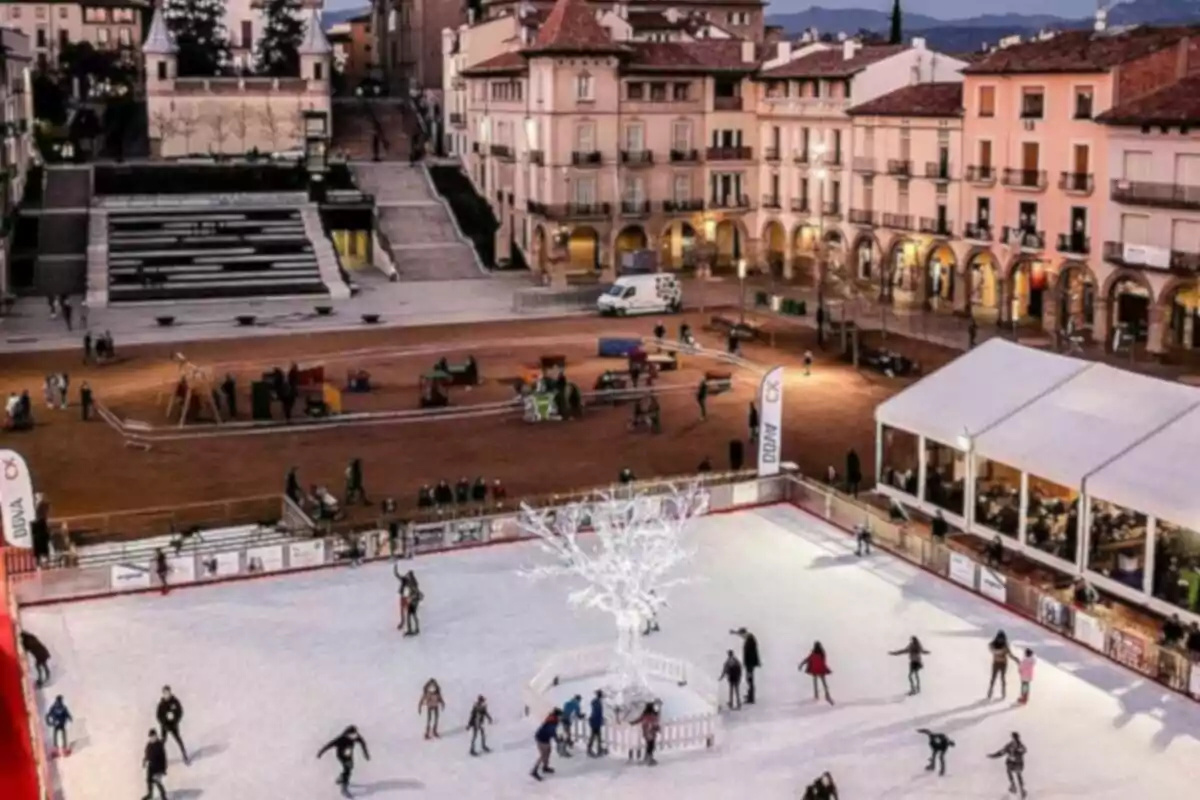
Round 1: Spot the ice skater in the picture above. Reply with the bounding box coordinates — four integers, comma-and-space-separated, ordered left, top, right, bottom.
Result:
154, 548, 170, 595
854, 522, 873, 556
628, 700, 661, 766
586, 690, 606, 757
732, 627, 761, 704
642, 591, 661, 635
142, 729, 168, 800
987, 631, 1014, 700
466, 695, 492, 756
403, 573, 423, 637
719, 649, 743, 710
1014, 648, 1036, 704
889, 636, 931, 695
393, 564, 416, 631
531, 708, 561, 781
156, 686, 189, 764
317, 725, 370, 798
558, 694, 583, 756
799, 641, 834, 704
988, 731, 1027, 798
418, 679, 445, 739
45, 695, 72, 757
19, 630, 51, 687
916, 729, 954, 776
803, 771, 839, 799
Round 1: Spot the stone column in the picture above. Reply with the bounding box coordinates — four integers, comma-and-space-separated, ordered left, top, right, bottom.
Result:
1093, 296, 1111, 348
1183, 308, 1194, 351
1147, 302, 1167, 356
1041, 275, 1059, 338
953, 264, 970, 314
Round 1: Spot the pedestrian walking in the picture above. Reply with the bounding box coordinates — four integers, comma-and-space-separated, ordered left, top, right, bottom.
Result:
733, 627, 761, 703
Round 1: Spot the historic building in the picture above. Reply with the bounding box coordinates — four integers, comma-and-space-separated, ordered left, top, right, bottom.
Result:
0, 27, 35, 295
0, 0, 147, 70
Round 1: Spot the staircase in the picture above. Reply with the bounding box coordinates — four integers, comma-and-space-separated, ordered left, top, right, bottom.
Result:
331, 100, 412, 161
350, 163, 485, 281
36, 166, 92, 295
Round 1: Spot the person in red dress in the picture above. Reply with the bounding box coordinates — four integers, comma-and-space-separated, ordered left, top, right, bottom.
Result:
799, 641, 834, 705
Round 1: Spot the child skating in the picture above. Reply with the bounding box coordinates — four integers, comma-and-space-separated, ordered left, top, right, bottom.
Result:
45, 695, 72, 757
1014, 648, 1036, 704
418, 679, 445, 739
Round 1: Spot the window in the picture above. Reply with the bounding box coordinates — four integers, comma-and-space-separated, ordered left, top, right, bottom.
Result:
671, 120, 691, 151
672, 83, 689, 101
624, 123, 644, 151
977, 86, 995, 117
573, 176, 597, 205
118, 27, 131, 47
83, 8, 107, 23
157, 61, 167, 81
58, 7, 67, 19
36, 29, 46, 48
113, 8, 135, 23
978, 139, 993, 167
649, 82, 666, 102
97, 28, 110, 46
574, 122, 595, 152
241, 20, 253, 49
10, 8, 19, 19
314, 61, 324, 81
35, 6, 45, 19
576, 72, 594, 102
59, 29, 69, 47
626, 82, 643, 101
672, 174, 690, 201
1074, 87, 1094, 120
976, 196, 990, 224
1020, 88, 1044, 119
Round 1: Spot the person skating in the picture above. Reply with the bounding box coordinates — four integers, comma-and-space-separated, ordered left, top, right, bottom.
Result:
799, 641, 834, 704
696, 378, 709, 421
803, 771, 839, 800
1013, 648, 1036, 705
142, 729, 169, 800
79, 381, 93, 421
558, 694, 583, 756
803, 350, 814, 376
154, 548, 170, 595
45, 695, 73, 757
988, 732, 1027, 798
719, 650, 743, 710
733, 627, 761, 703
890, 636, 931, 695
531, 708, 561, 781
393, 564, 415, 631
987, 631, 1014, 700
19, 630, 51, 687
629, 700, 661, 766
748, 401, 759, 443
586, 690, 606, 757
854, 521, 873, 556
916, 728, 954, 776
466, 695, 492, 756
156, 686, 189, 764
317, 725, 370, 799
404, 574, 423, 636
643, 590, 661, 635
845, 449, 862, 497
653, 321, 666, 348
418, 679, 445, 739
83, 331, 93, 365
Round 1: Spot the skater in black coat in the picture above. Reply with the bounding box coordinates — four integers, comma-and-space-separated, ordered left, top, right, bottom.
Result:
803, 771, 839, 799
889, 636, 931, 695
19, 630, 51, 687
142, 729, 168, 800
732, 627, 761, 703
719, 650, 743, 709
989, 732, 1027, 798
916, 728, 954, 775
156, 686, 189, 764
987, 631, 1014, 700
318, 726, 370, 798
466, 695, 492, 756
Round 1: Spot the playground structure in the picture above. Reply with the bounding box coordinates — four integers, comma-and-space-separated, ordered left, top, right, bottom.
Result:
162, 354, 223, 427
419, 371, 451, 408
434, 356, 480, 387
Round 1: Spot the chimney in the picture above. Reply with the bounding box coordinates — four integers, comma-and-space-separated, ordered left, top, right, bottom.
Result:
1095, 7, 1108, 32
742, 40, 756, 63
776, 40, 791, 62
911, 36, 926, 50
842, 39, 859, 60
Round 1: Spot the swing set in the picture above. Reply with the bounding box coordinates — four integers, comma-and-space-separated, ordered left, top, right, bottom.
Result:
160, 354, 223, 427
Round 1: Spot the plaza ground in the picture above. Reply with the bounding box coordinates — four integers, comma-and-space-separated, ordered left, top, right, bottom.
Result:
21, 506, 1200, 799
1, 312, 954, 524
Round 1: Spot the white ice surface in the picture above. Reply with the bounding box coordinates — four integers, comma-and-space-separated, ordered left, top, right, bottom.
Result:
21, 506, 1200, 800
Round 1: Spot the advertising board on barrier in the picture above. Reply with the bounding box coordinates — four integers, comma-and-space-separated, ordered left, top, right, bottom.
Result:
731, 482, 758, 507
1191, 662, 1200, 699
1038, 596, 1070, 631
111, 563, 153, 590
0, 449, 35, 549
978, 567, 1007, 603
166, 555, 196, 585
245, 545, 284, 574
489, 516, 522, 541
289, 540, 326, 569
199, 552, 241, 579
412, 523, 447, 553
948, 552, 977, 588
1073, 611, 1106, 651
1106, 629, 1147, 672
451, 520, 487, 545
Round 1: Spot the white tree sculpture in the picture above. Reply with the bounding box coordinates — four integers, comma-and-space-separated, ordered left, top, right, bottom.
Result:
520, 485, 709, 705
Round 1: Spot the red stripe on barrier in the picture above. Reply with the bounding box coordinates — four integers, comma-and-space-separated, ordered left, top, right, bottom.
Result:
0, 549, 42, 800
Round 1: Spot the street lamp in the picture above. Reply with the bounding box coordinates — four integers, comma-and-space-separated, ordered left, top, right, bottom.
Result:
737, 257, 748, 324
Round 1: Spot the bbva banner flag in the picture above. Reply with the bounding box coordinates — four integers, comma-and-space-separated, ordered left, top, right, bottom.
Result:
0, 449, 35, 548
757, 366, 785, 477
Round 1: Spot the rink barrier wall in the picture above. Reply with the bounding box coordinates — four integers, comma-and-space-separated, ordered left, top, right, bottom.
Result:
0, 551, 44, 800
778, 475, 1200, 703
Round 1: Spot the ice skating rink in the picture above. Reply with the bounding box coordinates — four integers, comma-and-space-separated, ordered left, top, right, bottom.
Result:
22, 505, 1200, 800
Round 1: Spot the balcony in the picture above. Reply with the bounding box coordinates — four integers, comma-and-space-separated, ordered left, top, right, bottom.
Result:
1059, 172, 1094, 195
849, 208, 877, 226
620, 200, 652, 216
706, 146, 753, 161
764, 147, 781, 162
1003, 226, 1045, 250
852, 157, 876, 174
713, 95, 744, 111
620, 150, 654, 166
882, 213, 914, 231
821, 200, 842, 219
762, 193, 781, 209
1001, 168, 1047, 190
790, 198, 810, 213
966, 165, 996, 185
925, 162, 952, 181
571, 151, 602, 167
919, 217, 954, 237
1104, 240, 1200, 273
669, 149, 700, 163
886, 159, 912, 177
1111, 179, 1200, 211
490, 144, 514, 161
526, 201, 612, 220
826, 151, 844, 168
963, 222, 993, 241
1056, 233, 1090, 255
528, 150, 544, 166
449, 112, 465, 127
663, 198, 704, 213
709, 194, 752, 210
793, 150, 809, 165
471, 141, 482, 155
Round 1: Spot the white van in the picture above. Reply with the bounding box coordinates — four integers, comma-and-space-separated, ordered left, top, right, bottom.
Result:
596, 273, 683, 316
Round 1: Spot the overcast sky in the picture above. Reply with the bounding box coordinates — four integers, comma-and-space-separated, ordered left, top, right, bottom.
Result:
320, 0, 1105, 20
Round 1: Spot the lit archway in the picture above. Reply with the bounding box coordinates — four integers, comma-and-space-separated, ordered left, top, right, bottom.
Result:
1105, 270, 1154, 345
791, 224, 819, 284
614, 225, 648, 270
966, 250, 999, 318
658, 221, 697, 270
1009, 258, 1049, 322
531, 225, 548, 276
1056, 262, 1097, 333
925, 242, 957, 310
568, 226, 600, 272
762, 220, 786, 277
1160, 278, 1200, 354
883, 236, 919, 303
714, 219, 749, 272
850, 231, 880, 283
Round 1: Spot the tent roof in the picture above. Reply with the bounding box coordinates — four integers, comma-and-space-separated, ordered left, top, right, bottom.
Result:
874, 338, 1090, 447
973, 363, 1200, 489
1086, 404, 1200, 530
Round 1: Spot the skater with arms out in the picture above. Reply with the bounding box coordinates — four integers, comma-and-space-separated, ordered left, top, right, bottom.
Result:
317, 725, 370, 799
467, 695, 492, 756
889, 636, 931, 695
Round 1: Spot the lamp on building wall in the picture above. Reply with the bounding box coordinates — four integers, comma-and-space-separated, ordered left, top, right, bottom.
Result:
737, 257, 748, 324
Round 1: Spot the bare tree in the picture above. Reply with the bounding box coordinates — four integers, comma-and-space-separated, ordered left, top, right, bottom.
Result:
260, 103, 282, 152
231, 101, 252, 153
148, 108, 178, 156
206, 104, 231, 156
176, 106, 201, 156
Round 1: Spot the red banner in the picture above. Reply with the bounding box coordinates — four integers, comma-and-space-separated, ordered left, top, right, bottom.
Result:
0, 549, 42, 800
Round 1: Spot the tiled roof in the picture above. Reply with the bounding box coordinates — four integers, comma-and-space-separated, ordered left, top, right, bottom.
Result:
143, 6, 176, 55
460, 51, 527, 76
1097, 74, 1200, 125
847, 82, 964, 117
628, 11, 681, 30
625, 40, 757, 72
963, 26, 1197, 75
528, 0, 622, 54
759, 44, 906, 79
299, 10, 333, 56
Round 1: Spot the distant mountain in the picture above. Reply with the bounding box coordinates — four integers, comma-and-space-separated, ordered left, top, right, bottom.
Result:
323, 7, 369, 28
